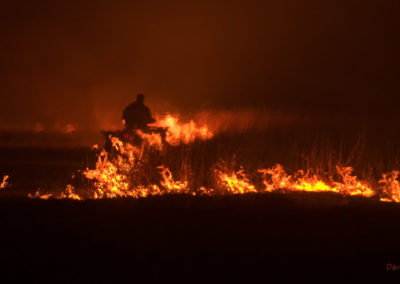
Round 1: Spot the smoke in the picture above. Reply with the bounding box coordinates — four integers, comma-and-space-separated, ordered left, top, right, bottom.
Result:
0, 0, 399, 132
90, 104, 305, 136
192, 108, 302, 134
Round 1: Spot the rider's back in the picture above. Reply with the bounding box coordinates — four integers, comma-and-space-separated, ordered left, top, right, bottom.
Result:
122, 101, 154, 131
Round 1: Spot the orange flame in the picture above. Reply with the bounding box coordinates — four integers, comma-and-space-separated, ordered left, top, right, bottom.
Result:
24, 114, 400, 203
379, 171, 400, 202
0, 175, 9, 189
59, 185, 82, 200
256, 164, 373, 197
136, 130, 163, 150
158, 166, 189, 194
28, 185, 82, 200
333, 166, 374, 197
150, 114, 213, 145
215, 168, 257, 194
28, 190, 52, 200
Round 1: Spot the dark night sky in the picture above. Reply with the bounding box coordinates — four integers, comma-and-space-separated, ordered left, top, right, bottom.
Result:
0, 0, 399, 130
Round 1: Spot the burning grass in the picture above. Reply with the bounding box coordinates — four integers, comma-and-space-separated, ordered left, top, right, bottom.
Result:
19, 113, 400, 203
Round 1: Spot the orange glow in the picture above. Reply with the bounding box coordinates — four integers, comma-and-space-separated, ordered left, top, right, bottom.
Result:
28, 190, 52, 200
136, 130, 163, 150
60, 185, 82, 200
333, 166, 374, 197
256, 164, 373, 197
0, 175, 9, 189
215, 168, 257, 194
28, 185, 82, 200
158, 166, 189, 194
24, 115, 400, 203
63, 123, 77, 134
150, 114, 213, 145
379, 171, 400, 203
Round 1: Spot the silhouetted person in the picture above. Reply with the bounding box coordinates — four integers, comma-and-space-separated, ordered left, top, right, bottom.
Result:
122, 94, 155, 132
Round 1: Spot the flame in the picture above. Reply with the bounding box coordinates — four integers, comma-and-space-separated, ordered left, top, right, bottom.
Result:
0, 175, 9, 189
28, 185, 82, 200
27, 131, 400, 202
197, 186, 214, 196
158, 166, 189, 194
333, 166, 374, 197
84, 148, 131, 198
136, 130, 163, 150
29, 114, 212, 200
60, 185, 82, 200
29, 134, 190, 200
256, 164, 373, 197
379, 171, 400, 202
23, 114, 400, 203
28, 190, 52, 200
259, 164, 296, 192
150, 114, 213, 145
215, 168, 257, 194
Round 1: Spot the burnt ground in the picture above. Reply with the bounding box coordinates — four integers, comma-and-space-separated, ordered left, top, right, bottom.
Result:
1, 146, 400, 281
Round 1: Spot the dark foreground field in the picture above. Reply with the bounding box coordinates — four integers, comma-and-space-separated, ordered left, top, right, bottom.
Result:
0, 194, 399, 281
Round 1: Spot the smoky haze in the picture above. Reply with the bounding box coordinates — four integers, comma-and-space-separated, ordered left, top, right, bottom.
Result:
1, 0, 399, 131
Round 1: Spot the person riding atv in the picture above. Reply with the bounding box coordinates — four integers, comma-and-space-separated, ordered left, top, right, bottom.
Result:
102, 94, 167, 152
122, 94, 155, 133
